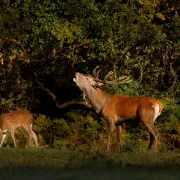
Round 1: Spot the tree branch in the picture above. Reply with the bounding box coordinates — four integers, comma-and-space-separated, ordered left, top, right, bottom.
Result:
35, 80, 92, 109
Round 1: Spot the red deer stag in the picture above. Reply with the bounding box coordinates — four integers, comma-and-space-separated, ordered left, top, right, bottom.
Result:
73, 66, 163, 151
0, 110, 38, 148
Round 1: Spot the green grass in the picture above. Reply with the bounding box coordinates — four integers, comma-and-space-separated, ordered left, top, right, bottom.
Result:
0, 148, 180, 179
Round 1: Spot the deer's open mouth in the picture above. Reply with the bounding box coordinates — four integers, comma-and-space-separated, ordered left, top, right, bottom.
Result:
73, 77, 77, 82
73, 72, 85, 92
73, 72, 81, 82
73, 73, 78, 82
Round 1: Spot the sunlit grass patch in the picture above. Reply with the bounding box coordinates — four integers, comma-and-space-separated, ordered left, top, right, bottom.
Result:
0, 148, 180, 168
0, 148, 180, 179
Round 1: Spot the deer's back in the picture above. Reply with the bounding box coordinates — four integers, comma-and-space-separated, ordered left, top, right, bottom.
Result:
0, 110, 34, 130
102, 95, 163, 120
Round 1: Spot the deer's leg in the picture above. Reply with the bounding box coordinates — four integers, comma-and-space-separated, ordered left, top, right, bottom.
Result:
106, 122, 115, 151
116, 125, 123, 151
27, 127, 33, 147
24, 125, 33, 147
10, 129, 17, 148
150, 125, 159, 150
30, 124, 38, 148
140, 106, 159, 151
142, 122, 159, 150
0, 131, 7, 148
24, 124, 38, 148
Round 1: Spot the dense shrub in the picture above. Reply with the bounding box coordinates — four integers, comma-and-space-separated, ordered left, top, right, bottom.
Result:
1, 99, 179, 152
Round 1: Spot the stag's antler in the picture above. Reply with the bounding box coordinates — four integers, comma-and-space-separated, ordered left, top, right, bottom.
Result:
92, 66, 132, 85
104, 71, 114, 81
93, 66, 101, 79
103, 75, 132, 85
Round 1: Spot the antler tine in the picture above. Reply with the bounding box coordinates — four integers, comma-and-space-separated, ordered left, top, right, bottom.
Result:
118, 76, 132, 84
118, 76, 127, 81
104, 71, 114, 81
104, 76, 132, 85
92, 66, 132, 85
93, 66, 100, 77
96, 69, 101, 79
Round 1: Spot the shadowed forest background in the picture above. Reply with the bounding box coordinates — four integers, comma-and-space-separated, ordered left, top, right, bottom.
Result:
0, 0, 179, 151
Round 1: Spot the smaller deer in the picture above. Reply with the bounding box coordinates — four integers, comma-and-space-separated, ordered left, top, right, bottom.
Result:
0, 110, 38, 148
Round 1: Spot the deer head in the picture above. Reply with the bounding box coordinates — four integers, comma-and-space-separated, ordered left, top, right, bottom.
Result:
73, 66, 132, 91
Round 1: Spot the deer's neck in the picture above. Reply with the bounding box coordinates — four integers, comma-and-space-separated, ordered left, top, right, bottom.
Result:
85, 87, 109, 113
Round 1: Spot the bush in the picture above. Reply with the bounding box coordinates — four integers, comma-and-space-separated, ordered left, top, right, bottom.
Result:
0, 97, 179, 152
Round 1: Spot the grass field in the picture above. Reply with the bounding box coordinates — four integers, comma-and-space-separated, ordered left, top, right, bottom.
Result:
0, 148, 180, 179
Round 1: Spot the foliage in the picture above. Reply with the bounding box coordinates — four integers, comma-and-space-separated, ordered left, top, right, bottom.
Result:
0, 0, 179, 95
157, 98, 180, 150
0, 99, 179, 152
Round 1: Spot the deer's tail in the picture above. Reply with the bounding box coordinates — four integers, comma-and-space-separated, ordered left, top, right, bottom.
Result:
151, 102, 163, 122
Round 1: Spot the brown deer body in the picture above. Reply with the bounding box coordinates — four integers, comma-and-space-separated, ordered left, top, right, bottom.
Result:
0, 110, 38, 148
73, 67, 163, 151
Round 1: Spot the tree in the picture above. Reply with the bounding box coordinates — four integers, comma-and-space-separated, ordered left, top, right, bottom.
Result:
0, 0, 179, 114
